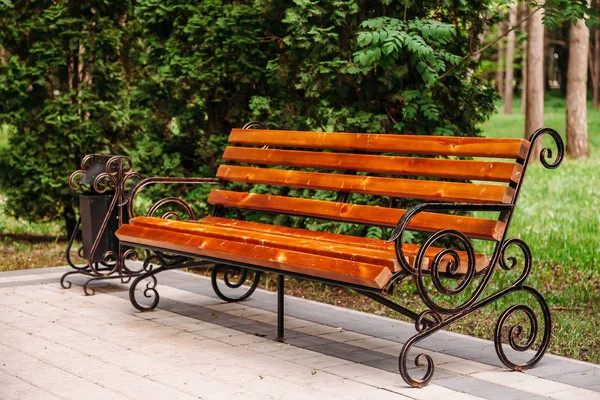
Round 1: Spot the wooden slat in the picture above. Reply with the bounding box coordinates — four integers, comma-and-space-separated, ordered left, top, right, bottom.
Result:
128, 216, 400, 270
123, 217, 489, 274
208, 190, 505, 241
223, 147, 520, 183
195, 216, 490, 273
116, 224, 392, 289
216, 166, 514, 204
229, 129, 530, 159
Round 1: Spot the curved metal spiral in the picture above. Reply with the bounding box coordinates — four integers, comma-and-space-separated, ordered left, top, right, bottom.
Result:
60, 270, 80, 289
106, 155, 134, 175
147, 197, 195, 220
414, 229, 477, 314
415, 310, 443, 333
498, 238, 532, 287
128, 256, 162, 311
119, 248, 145, 274
242, 121, 267, 130
527, 128, 564, 169
64, 218, 88, 272
494, 286, 551, 371
399, 340, 435, 388
211, 264, 261, 302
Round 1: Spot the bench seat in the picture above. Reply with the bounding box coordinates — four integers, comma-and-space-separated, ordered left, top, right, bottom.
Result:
117, 216, 489, 289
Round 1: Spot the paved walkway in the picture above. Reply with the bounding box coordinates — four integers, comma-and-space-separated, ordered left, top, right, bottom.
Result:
0, 266, 598, 400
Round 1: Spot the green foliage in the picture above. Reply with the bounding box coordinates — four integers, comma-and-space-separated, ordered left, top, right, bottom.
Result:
131, 0, 267, 178
0, 1, 138, 233
543, 0, 600, 28
0, 0, 502, 235
354, 18, 460, 81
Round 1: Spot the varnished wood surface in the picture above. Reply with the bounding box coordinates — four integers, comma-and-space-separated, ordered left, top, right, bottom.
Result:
196, 216, 489, 273
216, 165, 514, 204
129, 216, 401, 270
223, 147, 522, 183
123, 216, 489, 274
208, 190, 505, 241
229, 129, 530, 159
116, 224, 393, 288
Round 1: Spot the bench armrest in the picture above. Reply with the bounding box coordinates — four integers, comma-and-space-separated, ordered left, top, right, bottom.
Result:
386, 202, 514, 275
122, 177, 220, 220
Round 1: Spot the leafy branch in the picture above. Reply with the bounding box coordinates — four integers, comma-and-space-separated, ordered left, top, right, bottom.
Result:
437, 3, 543, 80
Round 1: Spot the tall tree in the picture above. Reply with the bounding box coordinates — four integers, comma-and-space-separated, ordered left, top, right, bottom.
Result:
521, 1, 528, 114
566, 2, 591, 158
525, 4, 544, 156
594, 1, 600, 110
496, 22, 505, 98
504, 4, 518, 114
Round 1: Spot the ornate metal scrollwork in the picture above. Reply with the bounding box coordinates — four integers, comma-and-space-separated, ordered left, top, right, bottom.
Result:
415, 310, 442, 333
122, 177, 219, 220
498, 238, 532, 287
62, 155, 145, 293
399, 337, 435, 388
494, 286, 551, 371
211, 264, 261, 302
414, 229, 478, 315
128, 254, 168, 311
527, 127, 564, 169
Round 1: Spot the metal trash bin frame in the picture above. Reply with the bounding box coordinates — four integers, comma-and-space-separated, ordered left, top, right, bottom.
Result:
61, 154, 145, 295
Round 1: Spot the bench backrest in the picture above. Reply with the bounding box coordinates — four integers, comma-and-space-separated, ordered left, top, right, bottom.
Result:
208, 128, 531, 242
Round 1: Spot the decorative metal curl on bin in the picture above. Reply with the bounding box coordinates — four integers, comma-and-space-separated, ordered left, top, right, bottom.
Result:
61, 154, 144, 294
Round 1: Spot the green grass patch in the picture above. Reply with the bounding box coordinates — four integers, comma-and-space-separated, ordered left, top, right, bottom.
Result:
471, 93, 600, 363
482, 92, 599, 272
0, 124, 13, 150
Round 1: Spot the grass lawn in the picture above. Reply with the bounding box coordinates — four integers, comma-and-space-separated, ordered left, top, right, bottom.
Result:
0, 94, 598, 364
467, 94, 599, 363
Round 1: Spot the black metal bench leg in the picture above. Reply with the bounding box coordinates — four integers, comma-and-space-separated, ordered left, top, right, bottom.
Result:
277, 274, 285, 340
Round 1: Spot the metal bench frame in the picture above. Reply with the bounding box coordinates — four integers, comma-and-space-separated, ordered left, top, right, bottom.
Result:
119, 123, 564, 387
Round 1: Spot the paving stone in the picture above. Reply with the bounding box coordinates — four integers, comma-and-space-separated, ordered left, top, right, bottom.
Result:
549, 388, 600, 399
434, 375, 540, 400
305, 341, 363, 357
439, 359, 500, 375
293, 324, 343, 336
545, 369, 600, 390
197, 326, 246, 339
345, 336, 396, 350
2, 266, 598, 399
269, 347, 321, 361
292, 354, 355, 369
285, 334, 330, 348
336, 349, 389, 364
527, 359, 596, 379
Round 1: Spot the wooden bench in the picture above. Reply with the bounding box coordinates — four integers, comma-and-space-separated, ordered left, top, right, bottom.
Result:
116, 124, 564, 387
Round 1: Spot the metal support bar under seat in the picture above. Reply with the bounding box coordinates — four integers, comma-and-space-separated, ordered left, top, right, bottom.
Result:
277, 274, 285, 340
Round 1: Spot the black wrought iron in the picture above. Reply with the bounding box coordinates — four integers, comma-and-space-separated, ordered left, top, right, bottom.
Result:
62, 155, 147, 293
387, 128, 563, 387
211, 264, 261, 302
277, 274, 285, 340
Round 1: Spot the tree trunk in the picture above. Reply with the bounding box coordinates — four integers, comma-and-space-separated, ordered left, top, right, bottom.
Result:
504, 5, 517, 114
566, 5, 590, 159
496, 22, 505, 98
525, 4, 544, 158
594, 6, 599, 109
521, 2, 528, 114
